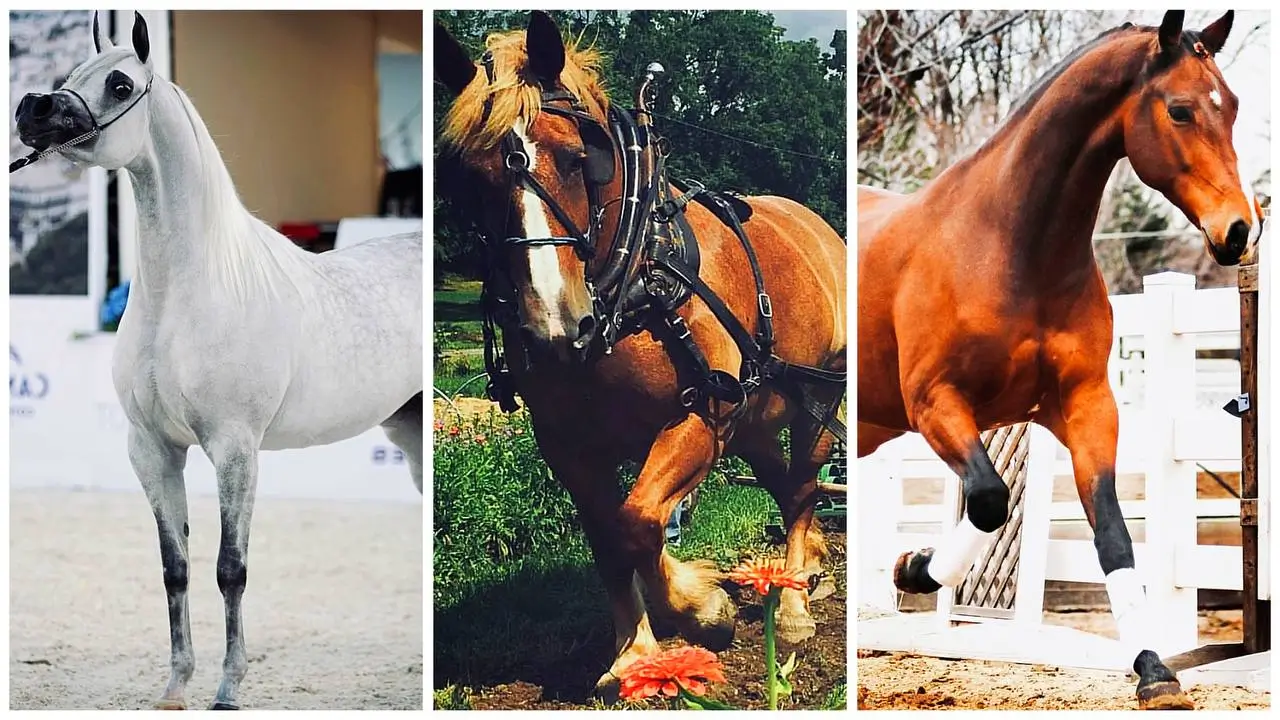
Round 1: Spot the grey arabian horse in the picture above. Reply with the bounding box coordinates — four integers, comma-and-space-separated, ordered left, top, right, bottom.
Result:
14, 12, 423, 710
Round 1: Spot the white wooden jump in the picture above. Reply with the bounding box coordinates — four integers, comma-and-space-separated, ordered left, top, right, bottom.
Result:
858, 266, 1271, 691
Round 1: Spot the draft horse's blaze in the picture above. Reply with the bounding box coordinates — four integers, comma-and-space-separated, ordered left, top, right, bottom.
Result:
858, 9, 1259, 711
436, 11, 847, 698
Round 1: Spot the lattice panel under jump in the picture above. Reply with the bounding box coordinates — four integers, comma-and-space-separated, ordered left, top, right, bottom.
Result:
952, 423, 1032, 619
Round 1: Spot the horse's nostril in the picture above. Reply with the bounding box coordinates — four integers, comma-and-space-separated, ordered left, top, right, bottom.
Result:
29, 94, 54, 120
1226, 219, 1250, 254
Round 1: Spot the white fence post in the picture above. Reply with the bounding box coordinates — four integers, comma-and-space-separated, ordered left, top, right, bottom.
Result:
1013, 425, 1057, 625
1141, 271, 1199, 656
858, 450, 902, 613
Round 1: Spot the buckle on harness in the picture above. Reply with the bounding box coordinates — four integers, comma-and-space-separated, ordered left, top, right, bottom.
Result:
758, 293, 773, 319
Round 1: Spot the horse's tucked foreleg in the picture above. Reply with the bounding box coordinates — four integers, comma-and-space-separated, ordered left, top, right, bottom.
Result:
129, 426, 194, 710
619, 415, 737, 649
534, 428, 655, 700
202, 433, 261, 711
896, 385, 1009, 594
1052, 378, 1193, 710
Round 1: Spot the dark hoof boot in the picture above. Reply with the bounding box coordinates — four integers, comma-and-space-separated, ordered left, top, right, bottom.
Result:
209, 701, 240, 710
1135, 650, 1194, 710
893, 549, 942, 594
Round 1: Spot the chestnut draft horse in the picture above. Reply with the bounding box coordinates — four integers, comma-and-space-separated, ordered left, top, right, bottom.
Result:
859, 10, 1262, 710
436, 12, 846, 697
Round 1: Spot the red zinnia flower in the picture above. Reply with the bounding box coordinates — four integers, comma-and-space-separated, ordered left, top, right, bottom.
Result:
448, 426, 460, 437
728, 558, 808, 595
473, 434, 486, 444
617, 645, 726, 701
433, 420, 445, 431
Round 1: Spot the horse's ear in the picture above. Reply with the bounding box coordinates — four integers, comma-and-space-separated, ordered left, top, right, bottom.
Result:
132, 12, 151, 65
434, 23, 476, 95
526, 11, 565, 86
1199, 10, 1234, 55
1158, 10, 1185, 55
92, 11, 113, 53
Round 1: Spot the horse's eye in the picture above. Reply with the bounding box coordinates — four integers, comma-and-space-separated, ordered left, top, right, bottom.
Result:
1168, 105, 1193, 124
112, 83, 132, 100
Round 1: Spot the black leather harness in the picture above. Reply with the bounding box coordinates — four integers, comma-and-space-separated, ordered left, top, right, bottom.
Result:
474, 55, 846, 442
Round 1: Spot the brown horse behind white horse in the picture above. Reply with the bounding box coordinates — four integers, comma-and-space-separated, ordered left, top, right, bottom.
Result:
859, 10, 1261, 710
436, 11, 846, 696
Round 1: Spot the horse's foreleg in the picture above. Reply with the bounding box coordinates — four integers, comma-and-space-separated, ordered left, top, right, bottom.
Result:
534, 430, 654, 700
202, 433, 260, 711
742, 420, 830, 644
619, 415, 737, 649
381, 392, 423, 494
1049, 379, 1193, 710
897, 384, 1010, 594
129, 426, 194, 710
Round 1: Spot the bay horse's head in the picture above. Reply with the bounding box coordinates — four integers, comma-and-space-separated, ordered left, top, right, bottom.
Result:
1123, 10, 1261, 266
15, 11, 156, 171
436, 12, 616, 363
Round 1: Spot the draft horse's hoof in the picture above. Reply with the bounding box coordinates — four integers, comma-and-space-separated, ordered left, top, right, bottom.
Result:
893, 549, 942, 594
209, 701, 241, 710
594, 672, 621, 705
1135, 650, 1194, 710
1137, 682, 1193, 710
153, 699, 186, 711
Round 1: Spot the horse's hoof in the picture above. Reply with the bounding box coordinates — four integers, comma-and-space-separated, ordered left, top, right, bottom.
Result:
154, 699, 186, 711
594, 671, 621, 705
776, 610, 817, 644
209, 701, 240, 710
893, 549, 942, 594
1137, 681, 1194, 710
679, 587, 737, 650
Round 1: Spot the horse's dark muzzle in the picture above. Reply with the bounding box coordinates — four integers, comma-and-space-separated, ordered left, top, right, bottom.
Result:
15, 92, 93, 151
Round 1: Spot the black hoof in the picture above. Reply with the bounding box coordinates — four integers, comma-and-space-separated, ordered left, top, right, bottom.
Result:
893, 549, 942, 594
210, 701, 240, 710
1134, 650, 1194, 710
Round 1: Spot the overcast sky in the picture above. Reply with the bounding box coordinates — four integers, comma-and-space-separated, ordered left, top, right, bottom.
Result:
769, 10, 845, 46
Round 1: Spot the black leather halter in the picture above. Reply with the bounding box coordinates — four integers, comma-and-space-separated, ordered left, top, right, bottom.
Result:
10, 75, 153, 173
482, 52, 609, 261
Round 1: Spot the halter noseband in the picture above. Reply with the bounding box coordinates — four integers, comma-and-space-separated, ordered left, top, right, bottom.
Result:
10, 75, 154, 174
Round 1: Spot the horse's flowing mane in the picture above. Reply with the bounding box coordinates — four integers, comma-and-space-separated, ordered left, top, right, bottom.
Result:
168, 81, 312, 301
441, 29, 609, 154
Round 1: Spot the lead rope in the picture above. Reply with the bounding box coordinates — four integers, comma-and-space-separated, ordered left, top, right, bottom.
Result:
10, 128, 100, 173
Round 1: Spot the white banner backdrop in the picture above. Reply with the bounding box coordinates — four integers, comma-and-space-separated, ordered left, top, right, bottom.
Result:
11, 298, 421, 504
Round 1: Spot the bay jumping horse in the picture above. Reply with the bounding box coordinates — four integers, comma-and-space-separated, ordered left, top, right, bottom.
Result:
14, 12, 423, 709
436, 11, 846, 696
858, 10, 1261, 710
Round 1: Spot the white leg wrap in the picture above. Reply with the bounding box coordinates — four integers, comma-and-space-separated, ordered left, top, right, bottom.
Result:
926, 517, 994, 587
1105, 567, 1157, 660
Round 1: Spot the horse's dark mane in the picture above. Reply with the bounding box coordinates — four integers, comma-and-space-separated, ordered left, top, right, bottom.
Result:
1004, 23, 1139, 123
1002, 20, 1210, 126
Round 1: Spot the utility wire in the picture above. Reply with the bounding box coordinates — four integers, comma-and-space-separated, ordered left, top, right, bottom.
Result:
650, 111, 843, 165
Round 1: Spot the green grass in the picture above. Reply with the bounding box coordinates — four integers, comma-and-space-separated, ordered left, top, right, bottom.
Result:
433, 279, 488, 397
433, 411, 780, 691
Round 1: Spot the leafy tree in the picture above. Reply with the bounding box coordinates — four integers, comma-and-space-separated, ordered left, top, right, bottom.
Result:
433, 10, 846, 281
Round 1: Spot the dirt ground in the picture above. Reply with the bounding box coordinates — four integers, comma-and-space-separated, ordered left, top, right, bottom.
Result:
462, 533, 849, 710
9, 488, 423, 710
857, 609, 1270, 710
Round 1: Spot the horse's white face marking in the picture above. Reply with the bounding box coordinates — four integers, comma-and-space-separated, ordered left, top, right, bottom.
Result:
512, 119, 567, 338
1209, 89, 1223, 109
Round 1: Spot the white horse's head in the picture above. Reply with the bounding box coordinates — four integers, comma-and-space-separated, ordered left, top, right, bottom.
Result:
15, 11, 156, 170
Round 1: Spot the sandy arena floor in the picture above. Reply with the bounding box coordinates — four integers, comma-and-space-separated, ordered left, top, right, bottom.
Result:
857, 609, 1271, 710
9, 488, 423, 710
